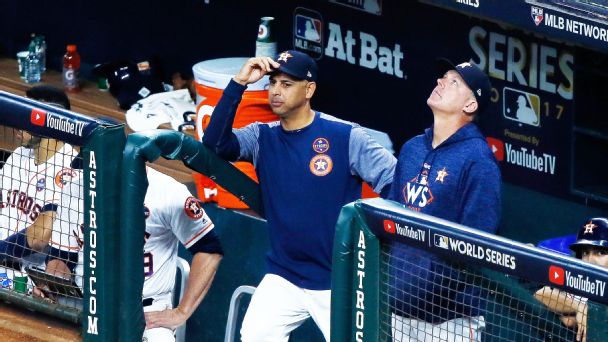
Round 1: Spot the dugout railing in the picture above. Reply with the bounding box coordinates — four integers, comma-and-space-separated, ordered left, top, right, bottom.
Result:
120, 130, 262, 341
0, 90, 124, 341
331, 198, 608, 341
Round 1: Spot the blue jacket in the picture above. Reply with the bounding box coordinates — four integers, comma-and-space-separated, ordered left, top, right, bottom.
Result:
203, 80, 396, 290
389, 123, 501, 322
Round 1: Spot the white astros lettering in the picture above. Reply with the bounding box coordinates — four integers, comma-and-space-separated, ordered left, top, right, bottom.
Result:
87, 151, 98, 335
355, 230, 366, 342
505, 143, 556, 175
469, 25, 574, 100
324, 22, 405, 79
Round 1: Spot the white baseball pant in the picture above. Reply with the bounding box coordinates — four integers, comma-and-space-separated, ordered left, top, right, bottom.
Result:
240, 274, 331, 342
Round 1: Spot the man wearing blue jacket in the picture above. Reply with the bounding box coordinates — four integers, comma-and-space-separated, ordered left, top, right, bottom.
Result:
203, 50, 396, 341
389, 60, 501, 341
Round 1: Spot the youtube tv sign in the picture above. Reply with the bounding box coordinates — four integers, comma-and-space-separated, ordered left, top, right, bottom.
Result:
486, 137, 504, 162
30, 108, 46, 126
548, 265, 565, 286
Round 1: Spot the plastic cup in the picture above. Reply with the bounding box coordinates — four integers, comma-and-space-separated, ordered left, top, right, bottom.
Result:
16, 51, 29, 79
13, 275, 28, 294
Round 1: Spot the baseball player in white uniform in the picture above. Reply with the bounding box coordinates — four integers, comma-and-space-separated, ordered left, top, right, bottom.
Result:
44, 166, 223, 342
0, 86, 79, 266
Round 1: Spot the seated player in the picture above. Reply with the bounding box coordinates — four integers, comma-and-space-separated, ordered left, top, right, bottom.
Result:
535, 217, 608, 342
41, 166, 223, 342
0, 86, 79, 267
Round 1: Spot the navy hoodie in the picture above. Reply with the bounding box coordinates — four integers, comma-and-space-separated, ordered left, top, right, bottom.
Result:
389, 123, 501, 323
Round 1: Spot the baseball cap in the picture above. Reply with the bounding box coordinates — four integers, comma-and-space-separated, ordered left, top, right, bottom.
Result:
436, 59, 491, 115
271, 50, 318, 82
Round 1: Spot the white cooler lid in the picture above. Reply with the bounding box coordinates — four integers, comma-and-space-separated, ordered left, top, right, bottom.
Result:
193, 57, 269, 91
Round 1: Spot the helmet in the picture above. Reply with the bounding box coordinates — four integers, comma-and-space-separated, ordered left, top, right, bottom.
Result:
569, 217, 608, 257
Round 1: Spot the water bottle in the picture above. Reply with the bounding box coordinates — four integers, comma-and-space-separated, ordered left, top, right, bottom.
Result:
63, 44, 81, 92
24, 44, 41, 84
255, 16, 277, 57
35, 35, 47, 72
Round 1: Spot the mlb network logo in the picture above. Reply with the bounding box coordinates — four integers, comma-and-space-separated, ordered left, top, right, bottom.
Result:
549, 265, 565, 286
531, 6, 544, 26
433, 234, 449, 249
30, 109, 46, 126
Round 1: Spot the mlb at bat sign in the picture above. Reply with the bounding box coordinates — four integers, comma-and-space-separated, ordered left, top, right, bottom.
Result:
293, 9, 406, 79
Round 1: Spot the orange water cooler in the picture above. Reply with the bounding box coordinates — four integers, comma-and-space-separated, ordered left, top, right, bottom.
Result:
193, 58, 276, 209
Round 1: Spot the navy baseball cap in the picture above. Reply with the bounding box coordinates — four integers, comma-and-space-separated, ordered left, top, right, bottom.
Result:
436, 59, 491, 115
271, 50, 318, 82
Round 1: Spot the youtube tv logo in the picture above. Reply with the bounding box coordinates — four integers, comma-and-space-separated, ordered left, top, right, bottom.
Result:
486, 137, 504, 162
30, 109, 46, 126
549, 265, 565, 286
383, 219, 396, 234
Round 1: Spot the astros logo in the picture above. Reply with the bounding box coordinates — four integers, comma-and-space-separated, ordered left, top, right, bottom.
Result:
312, 137, 329, 153
584, 222, 597, 234
435, 167, 449, 183
309, 154, 333, 176
184, 196, 204, 219
278, 51, 293, 62
36, 178, 45, 192
55, 168, 77, 188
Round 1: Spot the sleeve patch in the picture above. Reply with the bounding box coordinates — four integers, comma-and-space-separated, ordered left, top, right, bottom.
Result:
55, 168, 78, 188
184, 196, 204, 219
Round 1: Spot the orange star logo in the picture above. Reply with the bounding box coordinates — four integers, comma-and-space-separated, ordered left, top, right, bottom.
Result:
278, 52, 293, 62
435, 167, 449, 183
584, 222, 597, 234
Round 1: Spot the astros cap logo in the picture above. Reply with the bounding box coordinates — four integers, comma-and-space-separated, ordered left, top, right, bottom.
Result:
584, 222, 597, 234
278, 51, 293, 63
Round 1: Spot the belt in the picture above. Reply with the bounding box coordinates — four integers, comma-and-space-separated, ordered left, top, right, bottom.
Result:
142, 298, 154, 307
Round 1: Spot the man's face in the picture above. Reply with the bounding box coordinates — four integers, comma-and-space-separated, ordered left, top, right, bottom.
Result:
268, 73, 313, 117
581, 246, 608, 268
16, 130, 41, 148
427, 70, 476, 114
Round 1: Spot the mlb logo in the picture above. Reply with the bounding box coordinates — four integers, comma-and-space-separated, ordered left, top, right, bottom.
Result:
531, 6, 544, 26
383, 219, 396, 234
503, 87, 541, 127
548, 265, 565, 286
433, 234, 449, 249
486, 137, 505, 162
31, 109, 46, 126
295, 14, 322, 43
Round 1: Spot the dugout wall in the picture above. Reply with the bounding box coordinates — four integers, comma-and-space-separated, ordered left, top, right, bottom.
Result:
0, 90, 124, 341
332, 198, 608, 341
